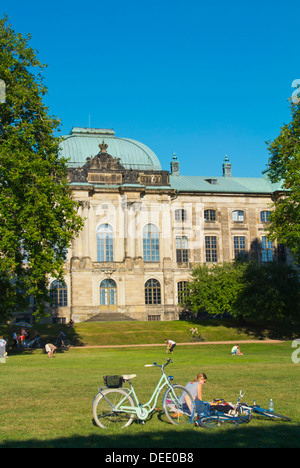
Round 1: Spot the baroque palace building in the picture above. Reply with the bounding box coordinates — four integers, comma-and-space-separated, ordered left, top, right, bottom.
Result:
42, 127, 286, 323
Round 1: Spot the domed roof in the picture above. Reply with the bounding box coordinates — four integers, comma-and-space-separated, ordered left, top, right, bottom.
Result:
60, 127, 162, 171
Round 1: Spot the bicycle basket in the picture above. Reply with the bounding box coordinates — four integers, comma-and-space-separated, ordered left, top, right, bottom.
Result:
103, 375, 123, 388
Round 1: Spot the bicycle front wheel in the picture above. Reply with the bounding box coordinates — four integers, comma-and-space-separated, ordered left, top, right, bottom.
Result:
163, 385, 195, 425
253, 408, 291, 422
199, 415, 239, 429
93, 388, 136, 429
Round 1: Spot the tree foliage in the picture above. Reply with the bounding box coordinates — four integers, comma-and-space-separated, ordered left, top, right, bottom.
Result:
267, 101, 300, 262
183, 261, 300, 321
0, 17, 84, 319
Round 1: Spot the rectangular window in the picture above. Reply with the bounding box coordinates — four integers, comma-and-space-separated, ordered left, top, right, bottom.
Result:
234, 236, 246, 259
260, 211, 271, 223
97, 234, 113, 262
205, 236, 218, 262
176, 236, 189, 263
100, 288, 108, 306
148, 315, 161, 321
143, 235, 160, 261
261, 236, 273, 262
204, 209, 216, 222
233, 210, 245, 222
177, 281, 188, 304
145, 288, 161, 305
175, 209, 188, 222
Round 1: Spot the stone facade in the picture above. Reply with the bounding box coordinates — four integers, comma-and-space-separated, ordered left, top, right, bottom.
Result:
46, 130, 285, 323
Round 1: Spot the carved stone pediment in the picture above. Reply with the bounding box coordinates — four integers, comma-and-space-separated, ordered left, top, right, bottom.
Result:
68, 142, 127, 184
85, 152, 126, 173
67, 140, 170, 187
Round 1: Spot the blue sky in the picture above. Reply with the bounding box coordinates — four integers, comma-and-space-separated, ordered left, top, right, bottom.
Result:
2, 0, 300, 177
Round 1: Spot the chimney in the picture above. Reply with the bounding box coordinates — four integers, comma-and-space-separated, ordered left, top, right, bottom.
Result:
223, 155, 232, 177
170, 153, 180, 176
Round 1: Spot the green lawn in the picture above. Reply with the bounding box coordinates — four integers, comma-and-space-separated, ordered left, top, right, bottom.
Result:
1, 318, 298, 349
0, 341, 299, 448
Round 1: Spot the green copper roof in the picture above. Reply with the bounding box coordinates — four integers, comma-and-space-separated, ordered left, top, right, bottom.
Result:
170, 175, 283, 194
60, 127, 162, 171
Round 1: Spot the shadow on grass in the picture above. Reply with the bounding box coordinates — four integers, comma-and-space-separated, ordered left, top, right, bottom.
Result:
0, 323, 85, 354
1, 424, 299, 448
184, 317, 300, 341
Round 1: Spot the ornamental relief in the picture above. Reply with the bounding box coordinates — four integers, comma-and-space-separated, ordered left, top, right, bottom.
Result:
67, 141, 170, 187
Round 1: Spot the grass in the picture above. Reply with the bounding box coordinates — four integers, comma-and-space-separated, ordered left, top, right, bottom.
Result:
0, 339, 299, 448
1, 317, 299, 349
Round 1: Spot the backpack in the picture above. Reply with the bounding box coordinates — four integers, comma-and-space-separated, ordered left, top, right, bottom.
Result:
210, 399, 235, 414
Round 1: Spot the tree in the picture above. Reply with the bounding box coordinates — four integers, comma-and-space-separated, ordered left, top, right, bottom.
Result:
267, 100, 300, 262
182, 261, 300, 322
183, 262, 245, 318
0, 17, 84, 320
236, 261, 300, 321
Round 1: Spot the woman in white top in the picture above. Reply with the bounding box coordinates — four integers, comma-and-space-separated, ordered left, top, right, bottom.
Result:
185, 372, 207, 401
165, 339, 176, 354
184, 372, 210, 415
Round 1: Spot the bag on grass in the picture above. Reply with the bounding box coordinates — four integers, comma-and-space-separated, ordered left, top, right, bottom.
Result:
210, 398, 235, 414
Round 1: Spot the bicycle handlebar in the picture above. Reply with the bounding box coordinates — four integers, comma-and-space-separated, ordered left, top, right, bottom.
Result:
144, 359, 173, 368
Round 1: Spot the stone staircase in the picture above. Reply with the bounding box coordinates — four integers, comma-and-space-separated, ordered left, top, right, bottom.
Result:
86, 312, 136, 322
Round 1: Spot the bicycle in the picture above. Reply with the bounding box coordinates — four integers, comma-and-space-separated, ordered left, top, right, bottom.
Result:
55, 338, 71, 350
190, 334, 207, 343
197, 390, 291, 429
238, 399, 291, 422
92, 359, 196, 429
197, 391, 252, 429
189, 327, 206, 343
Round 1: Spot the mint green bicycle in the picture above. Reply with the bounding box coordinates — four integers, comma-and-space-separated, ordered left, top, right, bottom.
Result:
92, 359, 196, 429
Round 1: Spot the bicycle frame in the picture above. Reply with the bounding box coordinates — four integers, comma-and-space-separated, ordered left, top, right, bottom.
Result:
99, 360, 176, 421
197, 390, 252, 427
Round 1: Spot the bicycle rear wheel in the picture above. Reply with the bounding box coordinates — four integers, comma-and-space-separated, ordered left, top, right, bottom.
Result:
199, 415, 239, 429
93, 388, 136, 429
163, 385, 195, 425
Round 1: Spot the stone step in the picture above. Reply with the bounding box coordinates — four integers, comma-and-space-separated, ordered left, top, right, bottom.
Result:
86, 312, 136, 322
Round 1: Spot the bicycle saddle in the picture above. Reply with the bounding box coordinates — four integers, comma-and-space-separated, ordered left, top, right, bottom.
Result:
122, 374, 137, 381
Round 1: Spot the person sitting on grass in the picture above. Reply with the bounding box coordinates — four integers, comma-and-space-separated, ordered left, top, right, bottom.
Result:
171, 372, 209, 418
231, 344, 243, 356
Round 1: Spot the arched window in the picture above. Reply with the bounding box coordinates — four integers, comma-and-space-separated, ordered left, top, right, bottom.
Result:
143, 224, 160, 262
145, 279, 161, 305
50, 280, 68, 307
97, 224, 113, 262
100, 279, 117, 306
